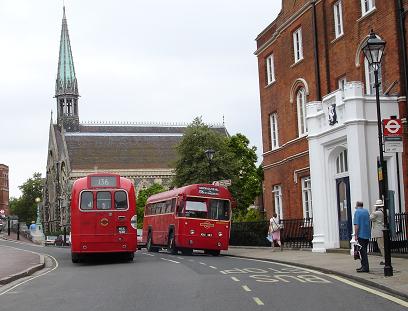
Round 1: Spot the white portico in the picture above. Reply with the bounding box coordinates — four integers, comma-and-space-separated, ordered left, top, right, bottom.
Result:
306, 82, 404, 252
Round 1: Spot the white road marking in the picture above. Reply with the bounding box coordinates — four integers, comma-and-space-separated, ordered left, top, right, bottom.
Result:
230, 277, 240, 282
253, 297, 264, 306
209, 266, 217, 269
328, 274, 408, 308
177, 257, 184, 260
160, 258, 180, 264
242, 285, 252, 292
1, 239, 44, 248
199, 262, 206, 266
189, 259, 195, 262
220, 271, 227, 274
143, 253, 155, 257
231, 256, 408, 308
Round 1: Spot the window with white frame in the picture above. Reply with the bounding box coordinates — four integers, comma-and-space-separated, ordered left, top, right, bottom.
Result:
272, 185, 283, 220
336, 149, 348, 174
338, 76, 347, 91
293, 28, 303, 63
301, 177, 313, 219
266, 54, 275, 85
296, 87, 308, 136
270, 113, 279, 150
364, 58, 383, 95
361, 0, 375, 16
333, 1, 344, 38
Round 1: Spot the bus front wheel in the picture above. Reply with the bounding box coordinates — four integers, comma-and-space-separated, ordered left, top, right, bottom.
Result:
167, 232, 177, 255
147, 233, 159, 252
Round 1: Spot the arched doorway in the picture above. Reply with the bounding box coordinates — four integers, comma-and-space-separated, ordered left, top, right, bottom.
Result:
335, 149, 352, 248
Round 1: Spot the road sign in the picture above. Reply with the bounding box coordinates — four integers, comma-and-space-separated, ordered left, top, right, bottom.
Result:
385, 140, 403, 153
383, 119, 402, 136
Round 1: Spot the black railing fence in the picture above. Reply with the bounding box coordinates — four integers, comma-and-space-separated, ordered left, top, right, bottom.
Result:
369, 212, 408, 254
230, 218, 313, 248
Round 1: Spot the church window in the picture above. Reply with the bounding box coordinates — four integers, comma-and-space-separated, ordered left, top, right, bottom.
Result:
67, 99, 73, 115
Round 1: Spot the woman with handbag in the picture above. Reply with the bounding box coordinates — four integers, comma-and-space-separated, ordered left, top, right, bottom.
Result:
268, 213, 282, 251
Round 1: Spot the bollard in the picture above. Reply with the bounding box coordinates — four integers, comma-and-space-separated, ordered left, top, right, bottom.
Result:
17, 222, 20, 240
7, 218, 10, 236
63, 226, 67, 246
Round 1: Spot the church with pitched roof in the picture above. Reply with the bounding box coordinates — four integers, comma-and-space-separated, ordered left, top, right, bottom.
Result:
43, 8, 228, 233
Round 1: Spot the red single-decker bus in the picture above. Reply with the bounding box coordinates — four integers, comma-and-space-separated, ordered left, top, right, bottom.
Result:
70, 173, 137, 263
142, 184, 234, 256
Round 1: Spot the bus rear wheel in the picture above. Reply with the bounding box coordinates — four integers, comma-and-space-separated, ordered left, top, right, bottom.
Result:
167, 232, 177, 255
147, 233, 159, 252
71, 253, 80, 263
181, 248, 193, 256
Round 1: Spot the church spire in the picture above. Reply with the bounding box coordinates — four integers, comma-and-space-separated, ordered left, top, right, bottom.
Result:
55, 6, 80, 132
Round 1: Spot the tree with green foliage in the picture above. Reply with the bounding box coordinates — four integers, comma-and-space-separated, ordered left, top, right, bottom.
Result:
173, 117, 234, 186
173, 117, 264, 221
136, 183, 166, 227
227, 134, 263, 220
9, 172, 43, 223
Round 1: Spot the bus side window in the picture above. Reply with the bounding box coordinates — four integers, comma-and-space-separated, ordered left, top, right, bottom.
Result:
81, 191, 93, 210
115, 191, 128, 209
97, 191, 112, 210
171, 198, 176, 213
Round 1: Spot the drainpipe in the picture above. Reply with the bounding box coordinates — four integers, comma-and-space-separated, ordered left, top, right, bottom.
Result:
396, 0, 407, 214
396, 0, 408, 105
312, 0, 322, 101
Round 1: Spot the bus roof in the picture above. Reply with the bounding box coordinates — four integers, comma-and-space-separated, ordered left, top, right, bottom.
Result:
146, 184, 233, 203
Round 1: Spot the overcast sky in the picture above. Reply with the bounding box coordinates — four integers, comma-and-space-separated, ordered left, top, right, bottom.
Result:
0, 0, 281, 198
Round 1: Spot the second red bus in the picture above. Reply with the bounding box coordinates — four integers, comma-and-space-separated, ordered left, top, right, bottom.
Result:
141, 184, 233, 256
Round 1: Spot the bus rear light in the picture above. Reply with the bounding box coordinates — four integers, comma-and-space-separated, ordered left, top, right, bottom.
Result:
201, 233, 205, 237
122, 244, 127, 249
82, 245, 87, 250
218, 232, 223, 237
207, 233, 212, 237
189, 240, 193, 245
118, 226, 127, 234
190, 230, 195, 235
217, 242, 222, 247
185, 221, 188, 225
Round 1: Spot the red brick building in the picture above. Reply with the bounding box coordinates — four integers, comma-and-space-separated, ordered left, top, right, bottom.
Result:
0, 164, 9, 216
256, 1, 408, 250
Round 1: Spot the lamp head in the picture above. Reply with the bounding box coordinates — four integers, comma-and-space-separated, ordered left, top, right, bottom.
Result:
362, 30, 386, 71
205, 149, 215, 161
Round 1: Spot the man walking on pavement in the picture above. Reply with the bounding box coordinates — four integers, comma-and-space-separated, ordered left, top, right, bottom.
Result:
354, 201, 371, 273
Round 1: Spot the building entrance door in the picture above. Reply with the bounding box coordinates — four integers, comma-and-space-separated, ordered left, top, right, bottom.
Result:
336, 177, 352, 248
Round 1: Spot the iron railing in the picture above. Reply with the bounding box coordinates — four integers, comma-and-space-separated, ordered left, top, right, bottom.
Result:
369, 212, 408, 254
230, 218, 313, 248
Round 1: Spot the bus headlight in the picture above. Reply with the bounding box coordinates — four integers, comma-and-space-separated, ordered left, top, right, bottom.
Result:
218, 232, 223, 237
190, 229, 195, 235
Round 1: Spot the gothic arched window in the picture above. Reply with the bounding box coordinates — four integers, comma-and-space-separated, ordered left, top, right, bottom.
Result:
296, 87, 308, 136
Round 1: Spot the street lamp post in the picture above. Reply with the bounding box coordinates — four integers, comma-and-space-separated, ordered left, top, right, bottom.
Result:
362, 30, 393, 277
205, 149, 215, 183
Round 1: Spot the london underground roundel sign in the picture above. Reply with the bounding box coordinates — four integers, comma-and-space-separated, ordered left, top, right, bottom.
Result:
383, 119, 402, 136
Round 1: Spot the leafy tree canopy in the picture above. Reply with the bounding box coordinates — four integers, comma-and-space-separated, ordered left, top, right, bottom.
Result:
9, 172, 43, 224
136, 183, 166, 227
173, 117, 264, 220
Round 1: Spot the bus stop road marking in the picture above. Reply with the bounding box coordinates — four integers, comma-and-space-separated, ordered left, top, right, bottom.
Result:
230, 277, 240, 282
253, 297, 264, 306
209, 266, 217, 269
199, 262, 206, 265
160, 258, 180, 264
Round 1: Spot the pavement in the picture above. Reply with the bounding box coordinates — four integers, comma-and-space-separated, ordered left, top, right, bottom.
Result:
0, 233, 407, 300
0, 232, 45, 285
